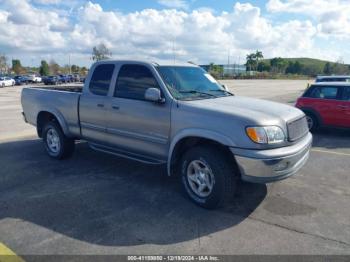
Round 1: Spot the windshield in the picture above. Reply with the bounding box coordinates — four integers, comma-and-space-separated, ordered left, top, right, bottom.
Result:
156, 66, 232, 100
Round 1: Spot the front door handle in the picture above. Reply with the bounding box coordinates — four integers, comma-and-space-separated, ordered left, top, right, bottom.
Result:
337, 105, 348, 109
112, 105, 120, 110
97, 104, 104, 108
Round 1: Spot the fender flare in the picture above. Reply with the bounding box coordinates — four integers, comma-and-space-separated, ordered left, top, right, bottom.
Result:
167, 128, 236, 176
37, 108, 71, 137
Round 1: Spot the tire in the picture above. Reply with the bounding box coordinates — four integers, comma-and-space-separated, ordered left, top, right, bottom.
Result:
42, 121, 75, 159
305, 112, 318, 132
180, 145, 238, 209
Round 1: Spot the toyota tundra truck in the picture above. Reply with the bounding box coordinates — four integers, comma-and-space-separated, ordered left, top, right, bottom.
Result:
21, 60, 312, 208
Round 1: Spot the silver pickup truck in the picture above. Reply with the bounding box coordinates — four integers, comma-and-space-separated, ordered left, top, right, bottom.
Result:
21, 60, 312, 208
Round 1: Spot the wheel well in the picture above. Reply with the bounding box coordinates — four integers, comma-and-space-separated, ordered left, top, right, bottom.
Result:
170, 137, 233, 176
37, 111, 58, 137
302, 108, 321, 126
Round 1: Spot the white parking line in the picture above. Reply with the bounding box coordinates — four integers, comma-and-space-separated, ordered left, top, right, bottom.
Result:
312, 149, 350, 157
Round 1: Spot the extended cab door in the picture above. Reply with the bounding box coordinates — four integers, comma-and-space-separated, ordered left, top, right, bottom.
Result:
104, 63, 171, 161
79, 63, 115, 143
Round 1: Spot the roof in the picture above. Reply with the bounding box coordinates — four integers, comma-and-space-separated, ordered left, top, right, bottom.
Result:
94, 59, 198, 67
312, 82, 350, 86
316, 75, 350, 79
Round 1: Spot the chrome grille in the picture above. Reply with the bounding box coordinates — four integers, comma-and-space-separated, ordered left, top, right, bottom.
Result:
287, 117, 309, 141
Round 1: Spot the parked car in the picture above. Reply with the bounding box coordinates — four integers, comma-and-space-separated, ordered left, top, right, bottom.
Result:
316, 75, 350, 83
43, 76, 61, 85
296, 82, 350, 130
73, 74, 81, 82
21, 60, 312, 209
0, 76, 15, 87
58, 75, 71, 83
67, 74, 75, 82
26, 74, 42, 83
14, 75, 29, 85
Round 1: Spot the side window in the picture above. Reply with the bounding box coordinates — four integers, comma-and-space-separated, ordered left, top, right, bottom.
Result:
89, 64, 115, 96
308, 86, 338, 100
342, 87, 350, 101
115, 64, 159, 100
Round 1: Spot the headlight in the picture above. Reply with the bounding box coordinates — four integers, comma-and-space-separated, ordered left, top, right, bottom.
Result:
246, 126, 285, 144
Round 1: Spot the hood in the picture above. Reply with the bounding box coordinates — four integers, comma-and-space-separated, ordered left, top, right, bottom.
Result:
181, 95, 304, 125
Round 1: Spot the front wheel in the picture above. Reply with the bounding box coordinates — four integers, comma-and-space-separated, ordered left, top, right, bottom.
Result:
43, 121, 75, 159
180, 145, 238, 209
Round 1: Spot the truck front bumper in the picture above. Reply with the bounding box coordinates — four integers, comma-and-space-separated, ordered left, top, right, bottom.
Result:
230, 132, 312, 183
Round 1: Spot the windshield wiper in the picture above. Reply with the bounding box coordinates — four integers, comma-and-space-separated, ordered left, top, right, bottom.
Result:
209, 89, 234, 96
179, 90, 218, 98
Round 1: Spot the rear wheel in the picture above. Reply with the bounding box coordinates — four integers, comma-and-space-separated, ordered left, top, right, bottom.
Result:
43, 121, 75, 159
180, 145, 238, 209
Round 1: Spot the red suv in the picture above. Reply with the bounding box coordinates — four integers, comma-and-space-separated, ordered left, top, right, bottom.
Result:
296, 83, 350, 131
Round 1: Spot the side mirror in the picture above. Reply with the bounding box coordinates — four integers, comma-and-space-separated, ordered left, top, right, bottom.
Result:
145, 88, 165, 103
222, 84, 228, 91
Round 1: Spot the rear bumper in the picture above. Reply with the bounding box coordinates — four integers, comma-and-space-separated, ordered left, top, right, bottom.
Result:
230, 132, 312, 183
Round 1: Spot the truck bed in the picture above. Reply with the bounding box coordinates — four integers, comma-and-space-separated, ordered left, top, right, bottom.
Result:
31, 85, 83, 93
21, 87, 82, 138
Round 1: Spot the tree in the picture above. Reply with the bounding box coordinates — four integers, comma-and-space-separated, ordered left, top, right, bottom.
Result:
270, 57, 287, 73
255, 50, 263, 63
80, 66, 88, 76
12, 59, 24, 75
286, 61, 303, 74
39, 60, 50, 76
245, 50, 264, 72
257, 61, 270, 72
208, 62, 223, 78
323, 62, 332, 75
246, 53, 256, 71
71, 64, 79, 73
0, 54, 8, 75
332, 59, 348, 75
303, 64, 322, 76
92, 43, 112, 61
49, 59, 60, 75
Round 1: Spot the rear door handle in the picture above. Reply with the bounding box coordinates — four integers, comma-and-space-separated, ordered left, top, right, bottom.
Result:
112, 105, 120, 110
337, 105, 348, 109
97, 104, 104, 108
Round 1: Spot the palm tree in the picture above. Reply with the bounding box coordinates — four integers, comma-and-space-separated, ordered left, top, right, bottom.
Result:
255, 50, 263, 62
255, 50, 264, 71
246, 53, 256, 72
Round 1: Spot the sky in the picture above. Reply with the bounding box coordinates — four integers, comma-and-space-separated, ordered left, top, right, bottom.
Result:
0, 0, 350, 67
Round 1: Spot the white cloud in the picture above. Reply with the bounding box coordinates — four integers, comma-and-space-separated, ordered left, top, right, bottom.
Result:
32, 0, 62, 4
158, 0, 189, 10
266, 0, 350, 37
0, 0, 348, 66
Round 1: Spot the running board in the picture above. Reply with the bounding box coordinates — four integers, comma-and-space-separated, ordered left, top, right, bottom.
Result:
89, 143, 166, 165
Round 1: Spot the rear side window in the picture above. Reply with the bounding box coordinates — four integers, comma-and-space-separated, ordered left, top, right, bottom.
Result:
305, 86, 339, 100
115, 64, 159, 100
342, 87, 350, 101
89, 64, 115, 96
